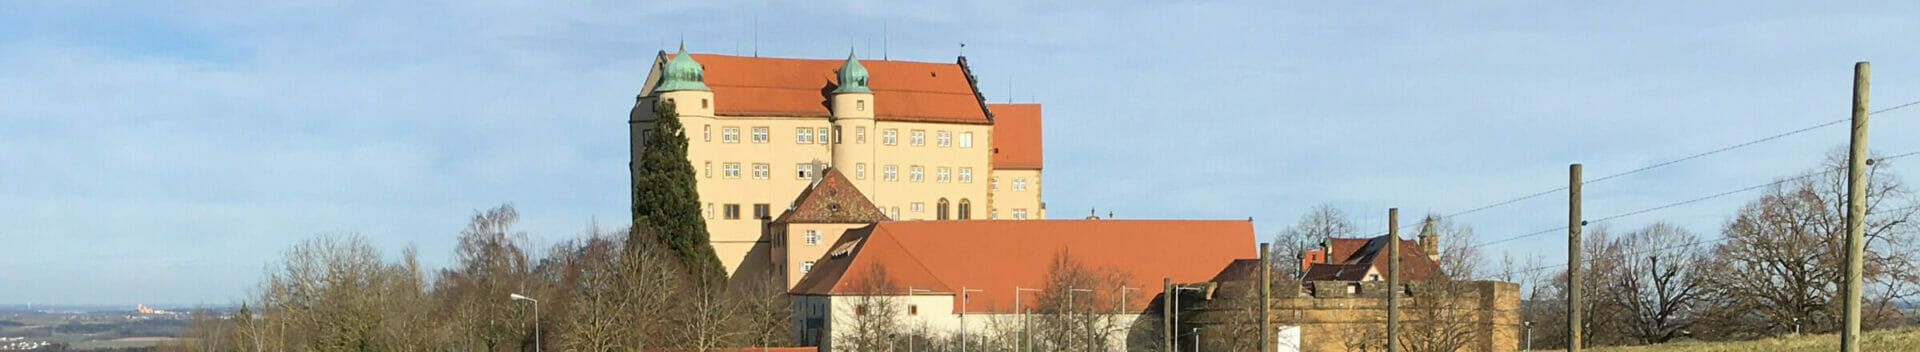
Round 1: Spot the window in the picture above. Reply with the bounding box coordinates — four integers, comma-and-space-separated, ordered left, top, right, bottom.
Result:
801, 261, 814, 273
882, 129, 898, 145
884, 165, 898, 181
751, 127, 769, 143
707, 203, 715, 219
908, 304, 918, 316
959, 199, 972, 219
817, 128, 830, 144
1013, 178, 1028, 191
724, 204, 742, 219
703, 125, 711, 141
1368, 274, 1381, 281
959, 168, 973, 183
990, 210, 998, 219
911, 202, 924, 213
936, 167, 951, 183
796, 163, 814, 179
752, 163, 770, 179
937, 131, 951, 147
990, 177, 998, 190
704, 162, 712, 178
833, 126, 843, 144
856, 163, 868, 179
909, 166, 924, 182
936, 198, 950, 220
856, 100, 866, 111
959, 132, 973, 148
753, 203, 771, 220
722, 127, 740, 143
723, 163, 741, 178
1012, 209, 1028, 220
857, 127, 868, 144
910, 130, 925, 146
700, 98, 708, 109
890, 207, 901, 219
805, 230, 820, 246
796, 128, 814, 144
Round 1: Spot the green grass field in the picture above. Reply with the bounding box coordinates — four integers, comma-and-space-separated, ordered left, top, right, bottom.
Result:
1583, 328, 1920, 352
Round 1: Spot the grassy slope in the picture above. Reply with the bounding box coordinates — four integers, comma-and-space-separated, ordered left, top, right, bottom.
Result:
1586, 328, 1920, 352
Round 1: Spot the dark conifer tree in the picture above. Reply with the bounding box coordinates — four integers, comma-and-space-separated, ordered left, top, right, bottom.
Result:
631, 100, 725, 283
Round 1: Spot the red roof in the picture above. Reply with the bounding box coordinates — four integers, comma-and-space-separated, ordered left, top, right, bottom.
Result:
773, 168, 890, 224
791, 219, 1255, 313
989, 104, 1044, 169
1302, 235, 1439, 281
665, 53, 990, 124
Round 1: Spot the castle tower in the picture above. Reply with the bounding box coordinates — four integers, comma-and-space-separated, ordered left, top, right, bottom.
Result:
652, 43, 716, 120
1417, 216, 1440, 261
829, 51, 877, 193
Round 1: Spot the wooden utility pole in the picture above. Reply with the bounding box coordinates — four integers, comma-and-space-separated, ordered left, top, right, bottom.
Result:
1260, 242, 1272, 352
1842, 61, 1870, 352
1165, 277, 1174, 351
1387, 208, 1400, 352
1568, 163, 1584, 352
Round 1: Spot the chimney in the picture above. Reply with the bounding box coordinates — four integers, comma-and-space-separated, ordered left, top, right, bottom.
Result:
1418, 216, 1440, 262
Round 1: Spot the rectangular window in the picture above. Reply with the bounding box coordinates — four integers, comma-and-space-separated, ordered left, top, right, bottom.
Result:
805, 230, 820, 246
703, 125, 711, 142
856, 100, 866, 111
937, 131, 951, 147
990, 210, 997, 219
817, 128, 830, 144
724, 204, 742, 219
910, 130, 925, 146
703, 162, 712, 178
1012, 209, 1028, 220
857, 127, 868, 144
1013, 178, 1028, 191
911, 202, 925, 213
884, 165, 898, 181
909, 166, 924, 182
882, 129, 897, 145
723, 163, 741, 178
856, 163, 868, 180
754, 203, 771, 219
936, 167, 951, 183
796, 163, 814, 179
990, 177, 998, 190
959, 132, 973, 148
753, 163, 770, 179
801, 261, 814, 273
722, 127, 740, 143
959, 168, 972, 183
707, 203, 715, 219
834, 126, 843, 144
890, 207, 900, 219
796, 128, 814, 144
752, 127, 769, 143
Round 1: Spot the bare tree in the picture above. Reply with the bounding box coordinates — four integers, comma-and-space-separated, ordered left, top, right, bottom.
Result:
1397, 215, 1487, 352
1608, 222, 1706, 344
1032, 251, 1132, 352
836, 265, 903, 352
1271, 204, 1357, 280
435, 204, 537, 351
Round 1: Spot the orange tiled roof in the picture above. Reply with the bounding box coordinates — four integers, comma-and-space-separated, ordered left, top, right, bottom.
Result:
774, 168, 890, 224
989, 103, 1043, 169
790, 219, 1255, 314
663, 53, 991, 124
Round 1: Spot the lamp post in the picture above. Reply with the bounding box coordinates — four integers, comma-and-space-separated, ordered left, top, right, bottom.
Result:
1015, 287, 1043, 352
1067, 288, 1093, 350
907, 287, 936, 352
959, 287, 983, 352
1170, 285, 1204, 351
1191, 327, 1201, 352
510, 293, 540, 352
1523, 321, 1532, 350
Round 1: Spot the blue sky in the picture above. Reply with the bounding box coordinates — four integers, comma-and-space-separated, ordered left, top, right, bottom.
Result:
4, 1, 1920, 306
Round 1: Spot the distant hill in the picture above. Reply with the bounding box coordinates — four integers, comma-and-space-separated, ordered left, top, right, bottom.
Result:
1588, 328, 1920, 352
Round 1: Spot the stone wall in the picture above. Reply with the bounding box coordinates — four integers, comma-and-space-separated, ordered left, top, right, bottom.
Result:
1181, 279, 1520, 352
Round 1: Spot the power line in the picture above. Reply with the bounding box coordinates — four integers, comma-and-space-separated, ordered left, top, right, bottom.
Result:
1426, 97, 1920, 226
1503, 201, 1919, 276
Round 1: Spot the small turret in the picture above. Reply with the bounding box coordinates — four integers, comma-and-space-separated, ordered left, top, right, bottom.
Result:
832, 51, 871, 94
1418, 217, 1440, 261
828, 50, 877, 199
655, 43, 711, 93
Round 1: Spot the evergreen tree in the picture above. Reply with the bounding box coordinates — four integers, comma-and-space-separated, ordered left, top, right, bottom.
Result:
632, 100, 726, 283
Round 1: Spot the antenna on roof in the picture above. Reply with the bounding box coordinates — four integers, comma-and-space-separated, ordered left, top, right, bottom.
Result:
753, 15, 759, 57
883, 20, 890, 61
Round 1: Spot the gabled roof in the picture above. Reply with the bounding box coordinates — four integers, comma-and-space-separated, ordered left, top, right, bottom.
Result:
656, 53, 991, 124
989, 103, 1043, 170
791, 219, 1256, 313
774, 168, 889, 224
1303, 235, 1439, 281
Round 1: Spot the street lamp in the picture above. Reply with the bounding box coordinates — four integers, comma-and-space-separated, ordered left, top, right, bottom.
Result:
1523, 321, 1532, 350
1170, 285, 1204, 350
510, 293, 540, 352
907, 287, 937, 352
1066, 288, 1093, 350
1014, 287, 1043, 352
959, 287, 983, 352
1190, 327, 1201, 352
